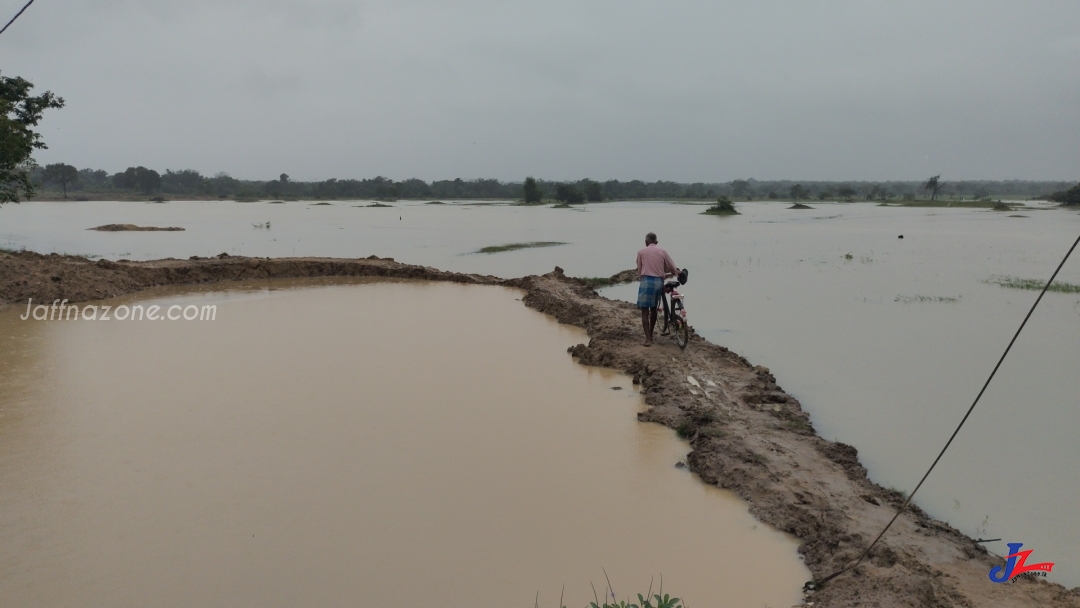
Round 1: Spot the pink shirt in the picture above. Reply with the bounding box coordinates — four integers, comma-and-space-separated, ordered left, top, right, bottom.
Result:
636, 244, 678, 278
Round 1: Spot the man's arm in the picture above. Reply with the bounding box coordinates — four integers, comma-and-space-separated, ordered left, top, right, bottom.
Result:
664, 251, 678, 275
636, 251, 644, 277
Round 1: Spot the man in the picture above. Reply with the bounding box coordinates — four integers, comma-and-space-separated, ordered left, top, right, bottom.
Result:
636, 232, 678, 347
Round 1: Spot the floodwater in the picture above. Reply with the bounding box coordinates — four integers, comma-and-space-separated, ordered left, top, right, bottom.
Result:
3, 198, 1079, 586
0, 279, 808, 607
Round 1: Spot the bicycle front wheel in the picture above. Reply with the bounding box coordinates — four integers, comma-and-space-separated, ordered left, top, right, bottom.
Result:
659, 294, 669, 335
675, 317, 689, 349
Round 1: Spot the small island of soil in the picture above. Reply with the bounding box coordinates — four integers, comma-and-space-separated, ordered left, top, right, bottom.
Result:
88, 224, 185, 231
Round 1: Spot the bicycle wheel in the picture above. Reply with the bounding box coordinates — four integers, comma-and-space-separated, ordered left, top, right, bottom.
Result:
672, 301, 689, 348
675, 317, 689, 349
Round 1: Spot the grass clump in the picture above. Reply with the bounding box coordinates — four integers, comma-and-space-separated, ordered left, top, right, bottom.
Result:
476, 241, 566, 254
894, 295, 960, 303
576, 269, 637, 288
987, 275, 1080, 293
702, 196, 738, 215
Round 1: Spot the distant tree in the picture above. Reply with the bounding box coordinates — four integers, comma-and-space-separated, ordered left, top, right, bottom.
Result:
42, 163, 78, 197
161, 169, 203, 192
113, 166, 161, 194
837, 185, 856, 201
1047, 183, 1080, 206
789, 184, 809, 200
582, 179, 603, 202
767, 191, 778, 200
554, 183, 584, 203
523, 176, 542, 203
730, 179, 751, 199
279, 173, 289, 184
1, 73, 65, 204
817, 190, 832, 201
867, 185, 892, 201
923, 175, 943, 200
78, 168, 108, 187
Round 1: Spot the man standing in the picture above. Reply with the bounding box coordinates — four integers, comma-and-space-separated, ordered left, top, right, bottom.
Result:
636, 232, 678, 346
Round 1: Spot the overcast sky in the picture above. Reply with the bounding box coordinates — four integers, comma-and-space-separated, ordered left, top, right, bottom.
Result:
2, 1, 1078, 182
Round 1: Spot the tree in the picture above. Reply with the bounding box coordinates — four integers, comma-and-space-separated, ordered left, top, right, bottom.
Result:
730, 179, 752, 199
789, 184, 809, 200
1047, 183, 1080, 206
42, 163, 78, 198
581, 179, 603, 202
161, 169, 203, 191
554, 183, 584, 203
1, 73, 65, 204
523, 176, 542, 203
113, 166, 162, 194
923, 175, 943, 200
837, 185, 856, 201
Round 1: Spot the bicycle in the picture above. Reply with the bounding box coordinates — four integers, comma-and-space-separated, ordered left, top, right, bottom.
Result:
658, 268, 690, 349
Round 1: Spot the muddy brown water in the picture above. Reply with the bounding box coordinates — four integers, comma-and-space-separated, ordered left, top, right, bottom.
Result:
0, 279, 808, 607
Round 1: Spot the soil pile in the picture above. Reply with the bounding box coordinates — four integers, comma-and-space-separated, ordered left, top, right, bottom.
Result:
1, 249, 1077, 607
88, 224, 186, 231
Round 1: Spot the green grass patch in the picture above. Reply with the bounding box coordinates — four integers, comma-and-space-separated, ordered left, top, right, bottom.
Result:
574, 269, 637, 288
475, 241, 567, 254
987, 275, 1080, 293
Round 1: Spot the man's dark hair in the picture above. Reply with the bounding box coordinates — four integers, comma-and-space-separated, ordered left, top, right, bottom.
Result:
645, 232, 657, 244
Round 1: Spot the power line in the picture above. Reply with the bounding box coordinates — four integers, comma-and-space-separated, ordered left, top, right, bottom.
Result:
815, 230, 1080, 588
0, 0, 35, 36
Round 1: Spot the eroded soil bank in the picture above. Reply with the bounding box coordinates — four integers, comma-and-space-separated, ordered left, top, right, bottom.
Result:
3, 249, 1079, 607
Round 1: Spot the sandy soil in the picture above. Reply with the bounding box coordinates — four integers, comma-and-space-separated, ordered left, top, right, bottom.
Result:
2, 249, 1078, 607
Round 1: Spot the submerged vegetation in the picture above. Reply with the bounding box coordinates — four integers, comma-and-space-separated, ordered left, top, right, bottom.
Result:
475, 241, 567, 254
702, 196, 738, 215
575, 269, 638, 288
894, 295, 960, 303
987, 275, 1080, 293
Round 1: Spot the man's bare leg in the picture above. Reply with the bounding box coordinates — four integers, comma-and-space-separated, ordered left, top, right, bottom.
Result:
650, 307, 658, 338
641, 308, 653, 346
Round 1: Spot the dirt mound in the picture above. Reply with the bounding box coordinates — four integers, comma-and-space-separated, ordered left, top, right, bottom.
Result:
88, 224, 185, 231
1, 250, 1077, 607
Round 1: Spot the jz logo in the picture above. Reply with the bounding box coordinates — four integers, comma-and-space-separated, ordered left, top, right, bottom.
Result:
988, 543, 1054, 583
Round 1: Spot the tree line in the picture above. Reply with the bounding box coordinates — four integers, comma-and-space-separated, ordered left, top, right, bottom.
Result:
24, 165, 1079, 203
3, 73, 1076, 206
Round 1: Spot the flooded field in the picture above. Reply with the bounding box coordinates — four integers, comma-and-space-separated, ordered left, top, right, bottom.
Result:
2, 198, 1079, 586
0, 279, 808, 607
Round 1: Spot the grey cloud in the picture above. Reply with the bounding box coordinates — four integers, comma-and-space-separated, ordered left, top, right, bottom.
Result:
2, 0, 1077, 181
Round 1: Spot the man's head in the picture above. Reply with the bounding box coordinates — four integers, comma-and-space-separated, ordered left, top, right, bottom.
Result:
645, 232, 657, 245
